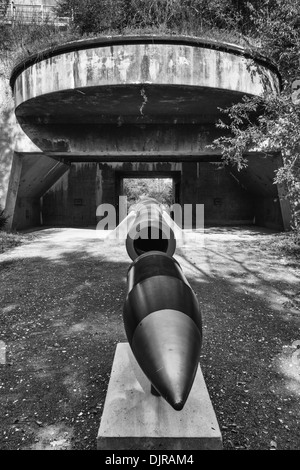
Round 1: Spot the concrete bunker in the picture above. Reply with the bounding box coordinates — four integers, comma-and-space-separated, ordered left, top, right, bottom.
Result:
4, 35, 290, 231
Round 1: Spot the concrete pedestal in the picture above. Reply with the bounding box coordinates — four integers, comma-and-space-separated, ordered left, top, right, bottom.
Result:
97, 343, 222, 450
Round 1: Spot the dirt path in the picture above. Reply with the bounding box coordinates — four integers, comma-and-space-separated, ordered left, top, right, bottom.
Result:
0, 227, 300, 450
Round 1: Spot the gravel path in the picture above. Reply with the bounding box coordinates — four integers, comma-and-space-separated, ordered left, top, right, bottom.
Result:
0, 227, 300, 450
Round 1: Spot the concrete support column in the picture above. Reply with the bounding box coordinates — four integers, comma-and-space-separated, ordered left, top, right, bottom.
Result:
4, 152, 23, 230
181, 162, 198, 228
97, 164, 116, 206
12, 197, 41, 230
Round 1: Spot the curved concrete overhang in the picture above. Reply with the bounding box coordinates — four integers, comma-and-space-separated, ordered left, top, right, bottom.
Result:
10, 35, 281, 154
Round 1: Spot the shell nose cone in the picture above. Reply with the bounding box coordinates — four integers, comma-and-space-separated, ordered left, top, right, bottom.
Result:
172, 401, 185, 412
131, 309, 202, 410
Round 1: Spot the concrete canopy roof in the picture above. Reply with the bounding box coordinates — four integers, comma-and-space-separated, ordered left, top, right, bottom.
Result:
10, 35, 281, 155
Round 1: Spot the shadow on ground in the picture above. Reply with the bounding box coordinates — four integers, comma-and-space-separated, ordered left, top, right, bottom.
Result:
0, 232, 128, 450
177, 233, 300, 451
0, 227, 300, 450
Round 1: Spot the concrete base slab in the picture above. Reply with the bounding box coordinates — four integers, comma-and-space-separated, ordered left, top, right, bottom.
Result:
97, 343, 222, 450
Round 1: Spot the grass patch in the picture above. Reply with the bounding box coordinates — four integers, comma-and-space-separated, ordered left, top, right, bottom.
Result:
256, 232, 300, 261
0, 231, 36, 254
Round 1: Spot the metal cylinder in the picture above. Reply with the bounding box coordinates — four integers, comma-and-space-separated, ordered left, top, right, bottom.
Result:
123, 251, 202, 411
125, 198, 176, 261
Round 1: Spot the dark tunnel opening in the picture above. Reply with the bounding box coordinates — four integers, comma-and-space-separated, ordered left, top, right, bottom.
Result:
133, 227, 169, 256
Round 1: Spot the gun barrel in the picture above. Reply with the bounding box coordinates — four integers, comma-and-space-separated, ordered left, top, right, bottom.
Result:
125, 198, 176, 261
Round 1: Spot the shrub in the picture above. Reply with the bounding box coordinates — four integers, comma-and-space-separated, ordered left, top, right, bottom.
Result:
0, 206, 8, 231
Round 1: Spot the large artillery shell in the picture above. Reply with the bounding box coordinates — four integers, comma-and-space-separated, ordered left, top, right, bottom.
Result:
123, 251, 202, 411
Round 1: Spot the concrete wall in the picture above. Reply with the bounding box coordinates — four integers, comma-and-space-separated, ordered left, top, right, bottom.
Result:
0, 68, 42, 224
0, 69, 16, 209
42, 162, 97, 227
5, 37, 289, 231
7, 153, 70, 230
13, 196, 41, 228
12, 1, 58, 6
11, 37, 280, 156
196, 163, 255, 225
13, 40, 280, 109
42, 160, 275, 229
254, 196, 283, 230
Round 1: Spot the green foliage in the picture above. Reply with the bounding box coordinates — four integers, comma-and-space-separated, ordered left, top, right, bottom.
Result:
0, 206, 7, 231
1, 0, 271, 69
245, 0, 300, 86
210, 1, 300, 241
1, 1, 262, 71
0, 21, 80, 72
55, 0, 258, 41
56, 0, 124, 35
257, 232, 300, 260
212, 93, 300, 239
123, 178, 173, 208
0, 230, 36, 253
